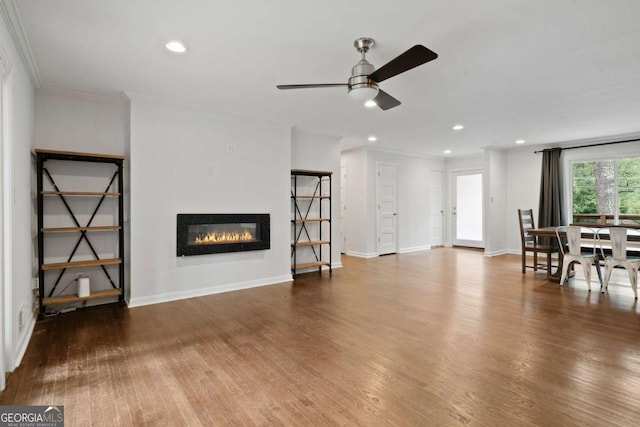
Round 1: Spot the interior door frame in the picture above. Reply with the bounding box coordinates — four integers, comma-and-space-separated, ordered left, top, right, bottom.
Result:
429, 169, 444, 247
451, 169, 484, 248
340, 164, 347, 254
376, 162, 398, 255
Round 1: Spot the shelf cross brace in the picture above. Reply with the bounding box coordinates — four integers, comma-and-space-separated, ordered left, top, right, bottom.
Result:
43, 168, 120, 296
291, 179, 322, 261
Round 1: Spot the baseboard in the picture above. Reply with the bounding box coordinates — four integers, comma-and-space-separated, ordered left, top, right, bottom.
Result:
128, 274, 293, 308
345, 251, 378, 258
13, 315, 36, 370
399, 245, 431, 254
484, 249, 508, 257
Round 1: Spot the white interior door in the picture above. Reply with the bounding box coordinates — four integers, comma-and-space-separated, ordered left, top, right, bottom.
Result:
377, 163, 397, 255
453, 171, 484, 248
429, 170, 444, 246
340, 165, 347, 254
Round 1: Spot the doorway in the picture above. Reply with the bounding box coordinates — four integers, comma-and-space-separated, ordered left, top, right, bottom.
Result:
376, 162, 397, 255
452, 171, 484, 248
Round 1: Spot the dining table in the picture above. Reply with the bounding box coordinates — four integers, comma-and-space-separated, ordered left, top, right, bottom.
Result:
527, 225, 640, 283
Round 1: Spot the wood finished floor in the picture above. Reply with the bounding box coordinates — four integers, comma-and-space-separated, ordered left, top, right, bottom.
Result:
2, 248, 640, 426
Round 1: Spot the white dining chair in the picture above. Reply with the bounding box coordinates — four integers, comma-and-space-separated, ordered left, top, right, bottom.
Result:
600, 227, 640, 299
556, 226, 601, 291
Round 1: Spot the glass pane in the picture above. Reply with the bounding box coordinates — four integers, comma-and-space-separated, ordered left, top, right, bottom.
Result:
187, 223, 258, 245
572, 160, 615, 224
456, 174, 483, 241
617, 157, 640, 226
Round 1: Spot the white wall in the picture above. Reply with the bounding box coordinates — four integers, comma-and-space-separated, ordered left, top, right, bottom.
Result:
505, 147, 542, 253
484, 149, 508, 255
0, 8, 35, 381
128, 95, 292, 306
34, 88, 128, 155
341, 147, 445, 256
290, 128, 342, 269
340, 148, 371, 257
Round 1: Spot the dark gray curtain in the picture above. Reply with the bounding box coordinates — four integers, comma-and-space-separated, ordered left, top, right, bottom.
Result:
538, 148, 564, 235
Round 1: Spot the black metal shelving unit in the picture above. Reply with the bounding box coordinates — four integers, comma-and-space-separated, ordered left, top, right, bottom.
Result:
35, 149, 125, 318
291, 169, 332, 278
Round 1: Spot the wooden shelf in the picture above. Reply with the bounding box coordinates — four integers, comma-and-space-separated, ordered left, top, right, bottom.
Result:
291, 169, 332, 278
293, 261, 331, 270
34, 149, 125, 160
43, 288, 122, 306
42, 225, 121, 233
42, 191, 120, 196
291, 169, 332, 177
42, 258, 121, 271
291, 240, 330, 247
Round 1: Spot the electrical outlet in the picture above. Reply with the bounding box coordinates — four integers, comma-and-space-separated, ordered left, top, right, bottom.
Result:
32, 277, 39, 290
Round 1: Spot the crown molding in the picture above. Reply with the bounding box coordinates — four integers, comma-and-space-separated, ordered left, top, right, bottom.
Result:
0, 0, 41, 86
38, 86, 129, 105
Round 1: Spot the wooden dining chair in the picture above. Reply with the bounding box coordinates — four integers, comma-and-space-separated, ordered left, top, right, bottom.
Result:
518, 209, 556, 278
599, 228, 640, 299
556, 226, 601, 291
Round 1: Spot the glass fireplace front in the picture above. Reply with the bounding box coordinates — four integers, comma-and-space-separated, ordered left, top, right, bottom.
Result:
177, 214, 270, 256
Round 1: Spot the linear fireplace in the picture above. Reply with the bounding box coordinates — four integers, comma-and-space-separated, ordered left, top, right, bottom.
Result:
177, 214, 270, 256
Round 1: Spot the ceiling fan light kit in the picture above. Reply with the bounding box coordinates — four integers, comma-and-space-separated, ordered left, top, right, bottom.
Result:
277, 37, 438, 111
348, 38, 379, 102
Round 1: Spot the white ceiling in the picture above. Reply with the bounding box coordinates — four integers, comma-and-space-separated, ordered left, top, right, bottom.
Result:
11, 0, 640, 157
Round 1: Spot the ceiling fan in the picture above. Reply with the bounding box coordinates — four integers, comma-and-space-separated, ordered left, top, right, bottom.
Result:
276, 37, 438, 111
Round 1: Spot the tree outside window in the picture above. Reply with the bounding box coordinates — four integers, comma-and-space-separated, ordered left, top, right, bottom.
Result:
572, 157, 640, 225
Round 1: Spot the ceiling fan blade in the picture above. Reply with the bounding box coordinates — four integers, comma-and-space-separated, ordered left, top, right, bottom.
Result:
369, 45, 438, 83
277, 84, 348, 90
373, 90, 401, 110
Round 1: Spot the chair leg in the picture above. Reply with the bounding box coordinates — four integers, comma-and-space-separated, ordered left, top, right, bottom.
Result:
582, 261, 591, 291
560, 261, 570, 286
546, 252, 552, 279
522, 251, 526, 274
594, 262, 603, 291
628, 268, 638, 300
534, 252, 538, 271
603, 265, 613, 293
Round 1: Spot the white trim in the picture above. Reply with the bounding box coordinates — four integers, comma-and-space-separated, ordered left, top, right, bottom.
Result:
128, 274, 293, 308
345, 251, 378, 258
0, 0, 39, 86
38, 86, 129, 105
12, 315, 33, 369
399, 245, 431, 254
484, 249, 508, 257
1, 57, 10, 378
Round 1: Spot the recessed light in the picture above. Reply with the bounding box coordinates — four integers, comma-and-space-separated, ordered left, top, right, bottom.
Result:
515, 139, 526, 144
368, 136, 377, 142
165, 40, 186, 53
452, 124, 464, 131
444, 150, 452, 154
364, 100, 377, 108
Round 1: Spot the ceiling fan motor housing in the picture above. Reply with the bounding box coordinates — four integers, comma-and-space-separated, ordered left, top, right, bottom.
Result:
348, 59, 379, 96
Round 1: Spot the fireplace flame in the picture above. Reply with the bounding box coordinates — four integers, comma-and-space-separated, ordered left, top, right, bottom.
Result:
193, 229, 255, 245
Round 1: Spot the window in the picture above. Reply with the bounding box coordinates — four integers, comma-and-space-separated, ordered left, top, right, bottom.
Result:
572, 157, 640, 225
